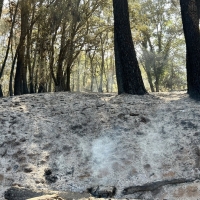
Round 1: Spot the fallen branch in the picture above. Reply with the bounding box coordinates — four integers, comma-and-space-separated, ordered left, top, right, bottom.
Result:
122, 178, 197, 195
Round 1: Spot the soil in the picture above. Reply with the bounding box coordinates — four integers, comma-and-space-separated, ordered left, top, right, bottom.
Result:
1, 91, 200, 199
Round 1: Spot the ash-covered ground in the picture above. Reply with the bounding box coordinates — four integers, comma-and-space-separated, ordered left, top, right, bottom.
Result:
1, 91, 200, 199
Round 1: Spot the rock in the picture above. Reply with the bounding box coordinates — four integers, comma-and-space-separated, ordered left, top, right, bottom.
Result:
4, 186, 91, 200
140, 116, 150, 123
44, 169, 52, 176
4, 186, 45, 200
24, 168, 33, 173
27, 194, 63, 200
44, 169, 58, 183
87, 186, 116, 198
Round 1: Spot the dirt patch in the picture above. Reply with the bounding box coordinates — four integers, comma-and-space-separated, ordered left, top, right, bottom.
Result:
1, 91, 200, 199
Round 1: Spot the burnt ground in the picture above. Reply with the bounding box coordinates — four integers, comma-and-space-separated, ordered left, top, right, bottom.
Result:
1, 91, 200, 199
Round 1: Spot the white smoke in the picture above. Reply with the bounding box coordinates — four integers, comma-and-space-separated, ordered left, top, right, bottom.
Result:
91, 136, 116, 181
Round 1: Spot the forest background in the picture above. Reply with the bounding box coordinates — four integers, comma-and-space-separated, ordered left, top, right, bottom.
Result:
0, 0, 186, 97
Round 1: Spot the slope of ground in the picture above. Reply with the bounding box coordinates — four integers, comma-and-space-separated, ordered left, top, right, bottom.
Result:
0, 91, 200, 199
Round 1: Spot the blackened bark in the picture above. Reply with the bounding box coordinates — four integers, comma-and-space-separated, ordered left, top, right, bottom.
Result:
196, 0, 200, 19
14, 54, 22, 95
180, 0, 200, 99
27, 27, 34, 94
123, 178, 196, 195
0, 0, 3, 18
9, 51, 17, 96
14, 1, 29, 95
0, 84, 3, 97
66, 65, 71, 91
21, 1, 29, 94
56, 57, 64, 91
113, 0, 147, 95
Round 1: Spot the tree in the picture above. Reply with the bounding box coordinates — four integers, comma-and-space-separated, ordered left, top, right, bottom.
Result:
14, 0, 29, 95
137, 0, 185, 92
0, 0, 18, 97
196, 0, 200, 19
113, 0, 147, 95
180, 0, 200, 99
0, 0, 3, 18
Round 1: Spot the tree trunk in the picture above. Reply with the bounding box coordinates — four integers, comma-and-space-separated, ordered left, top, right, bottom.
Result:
88, 50, 96, 92
27, 17, 35, 94
146, 70, 155, 92
38, 46, 46, 93
76, 58, 80, 92
110, 55, 115, 93
56, 24, 66, 91
90, 57, 94, 92
9, 41, 18, 96
196, 0, 200, 19
14, 53, 22, 95
0, 0, 3, 18
113, 0, 147, 95
0, 1, 18, 97
66, 65, 71, 91
155, 76, 160, 92
14, 0, 29, 95
83, 51, 87, 88
0, 84, 3, 97
99, 48, 105, 93
180, 0, 200, 99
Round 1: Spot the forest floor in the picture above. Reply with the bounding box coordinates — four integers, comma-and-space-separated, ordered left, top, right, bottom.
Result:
1, 91, 200, 199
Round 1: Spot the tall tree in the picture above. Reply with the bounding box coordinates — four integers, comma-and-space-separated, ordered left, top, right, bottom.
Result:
14, 0, 29, 95
180, 0, 200, 99
113, 0, 147, 95
0, 0, 3, 18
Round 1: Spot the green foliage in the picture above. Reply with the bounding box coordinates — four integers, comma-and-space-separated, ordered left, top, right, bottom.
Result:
133, 0, 186, 92
0, 0, 186, 96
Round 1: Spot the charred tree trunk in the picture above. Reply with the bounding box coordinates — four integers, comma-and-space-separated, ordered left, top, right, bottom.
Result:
14, 1, 29, 95
56, 60, 64, 91
0, 0, 3, 18
196, 0, 200, 19
0, 84, 3, 97
27, 7, 35, 94
14, 52, 22, 95
66, 65, 71, 91
113, 0, 147, 95
180, 0, 200, 99
56, 24, 66, 91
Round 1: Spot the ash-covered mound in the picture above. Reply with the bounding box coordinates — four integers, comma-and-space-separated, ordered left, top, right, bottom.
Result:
1, 92, 200, 199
